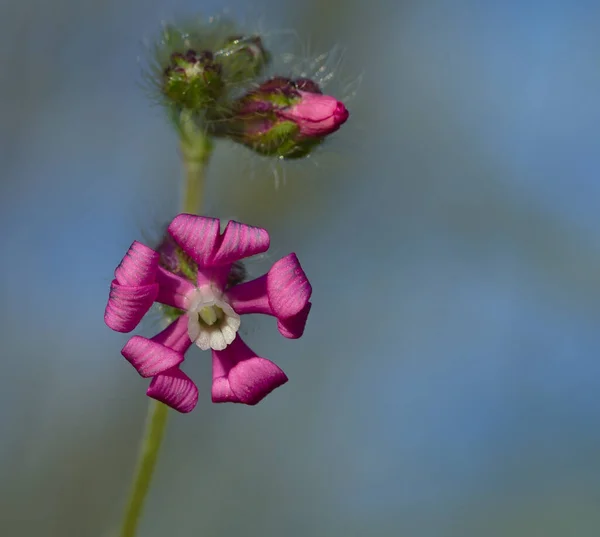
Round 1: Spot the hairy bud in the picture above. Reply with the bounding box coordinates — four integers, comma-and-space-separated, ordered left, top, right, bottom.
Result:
163, 50, 224, 110
213, 77, 349, 159
151, 19, 273, 114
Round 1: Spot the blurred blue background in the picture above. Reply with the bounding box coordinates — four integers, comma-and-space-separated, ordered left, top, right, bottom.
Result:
2, 1, 600, 536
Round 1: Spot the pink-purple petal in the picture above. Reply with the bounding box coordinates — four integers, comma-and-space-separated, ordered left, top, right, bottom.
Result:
147, 367, 199, 413
156, 267, 195, 309
227, 270, 313, 338
277, 91, 349, 137
167, 215, 270, 270
114, 241, 159, 286
211, 336, 288, 405
277, 302, 312, 339
266, 253, 312, 319
121, 316, 191, 377
122, 336, 184, 378
150, 315, 193, 354
226, 275, 271, 315
211, 220, 270, 266
168, 214, 220, 268
197, 265, 232, 289
104, 281, 158, 333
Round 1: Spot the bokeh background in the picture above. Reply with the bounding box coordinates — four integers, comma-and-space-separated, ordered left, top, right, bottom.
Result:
2, 1, 600, 536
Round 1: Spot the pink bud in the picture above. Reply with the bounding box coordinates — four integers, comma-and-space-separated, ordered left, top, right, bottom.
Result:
277, 90, 349, 137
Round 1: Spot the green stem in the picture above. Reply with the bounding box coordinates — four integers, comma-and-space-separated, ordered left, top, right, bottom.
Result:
119, 401, 169, 537
118, 111, 214, 537
180, 110, 213, 215
182, 157, 210, 214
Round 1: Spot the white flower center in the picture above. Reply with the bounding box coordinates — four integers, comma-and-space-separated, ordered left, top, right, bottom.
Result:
186, 286, 240, 351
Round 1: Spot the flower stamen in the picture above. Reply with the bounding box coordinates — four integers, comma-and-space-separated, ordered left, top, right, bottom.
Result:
198, 305, 223, 326
187, 287, 240, 351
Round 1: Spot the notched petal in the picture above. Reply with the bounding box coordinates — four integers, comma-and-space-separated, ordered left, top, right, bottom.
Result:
211, 220, 270, 266
168, 214, 220, 268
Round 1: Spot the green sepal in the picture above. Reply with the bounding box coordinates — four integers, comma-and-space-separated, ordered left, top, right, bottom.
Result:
159, 305, 186, 324
163, 69, 224, 111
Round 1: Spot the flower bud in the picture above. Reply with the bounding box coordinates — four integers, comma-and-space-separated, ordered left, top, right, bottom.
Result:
163, 49, 224, 110
278, 90, 348, 137
215, 35, 271, 84
222, 77, 349, 159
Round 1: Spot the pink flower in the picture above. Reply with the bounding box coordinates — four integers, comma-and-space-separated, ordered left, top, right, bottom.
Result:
277, 90, 349, 137
104, 215, 312, 413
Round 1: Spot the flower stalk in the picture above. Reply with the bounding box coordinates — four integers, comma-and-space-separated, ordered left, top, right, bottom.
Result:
117, 113, 214, 537
119, 401, 169, 537
180, 110, 213, 214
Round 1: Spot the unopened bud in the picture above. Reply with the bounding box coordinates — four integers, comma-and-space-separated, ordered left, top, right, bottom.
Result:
220, 77, 349, 159
163, 49, 224, 110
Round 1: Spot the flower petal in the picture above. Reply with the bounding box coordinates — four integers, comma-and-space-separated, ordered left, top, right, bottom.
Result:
104, 281, 158, 333
226, 276, 271, 315
266, 253, 312, 318
152, 314, 193, 353
147, 367, 198, 413
156, 267, 195, 309
168, 214, 220, 268
277, 302, 312, 339
227, 268, 312, 338
278, 91, 349, 137
121, 316, 191, 377
114, 241, 159, 286
167, 215, 271, 269
211, 336, 287, 405
122, 336, 183, 378
197, 265, 231, 289
211, 220, 270, 266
